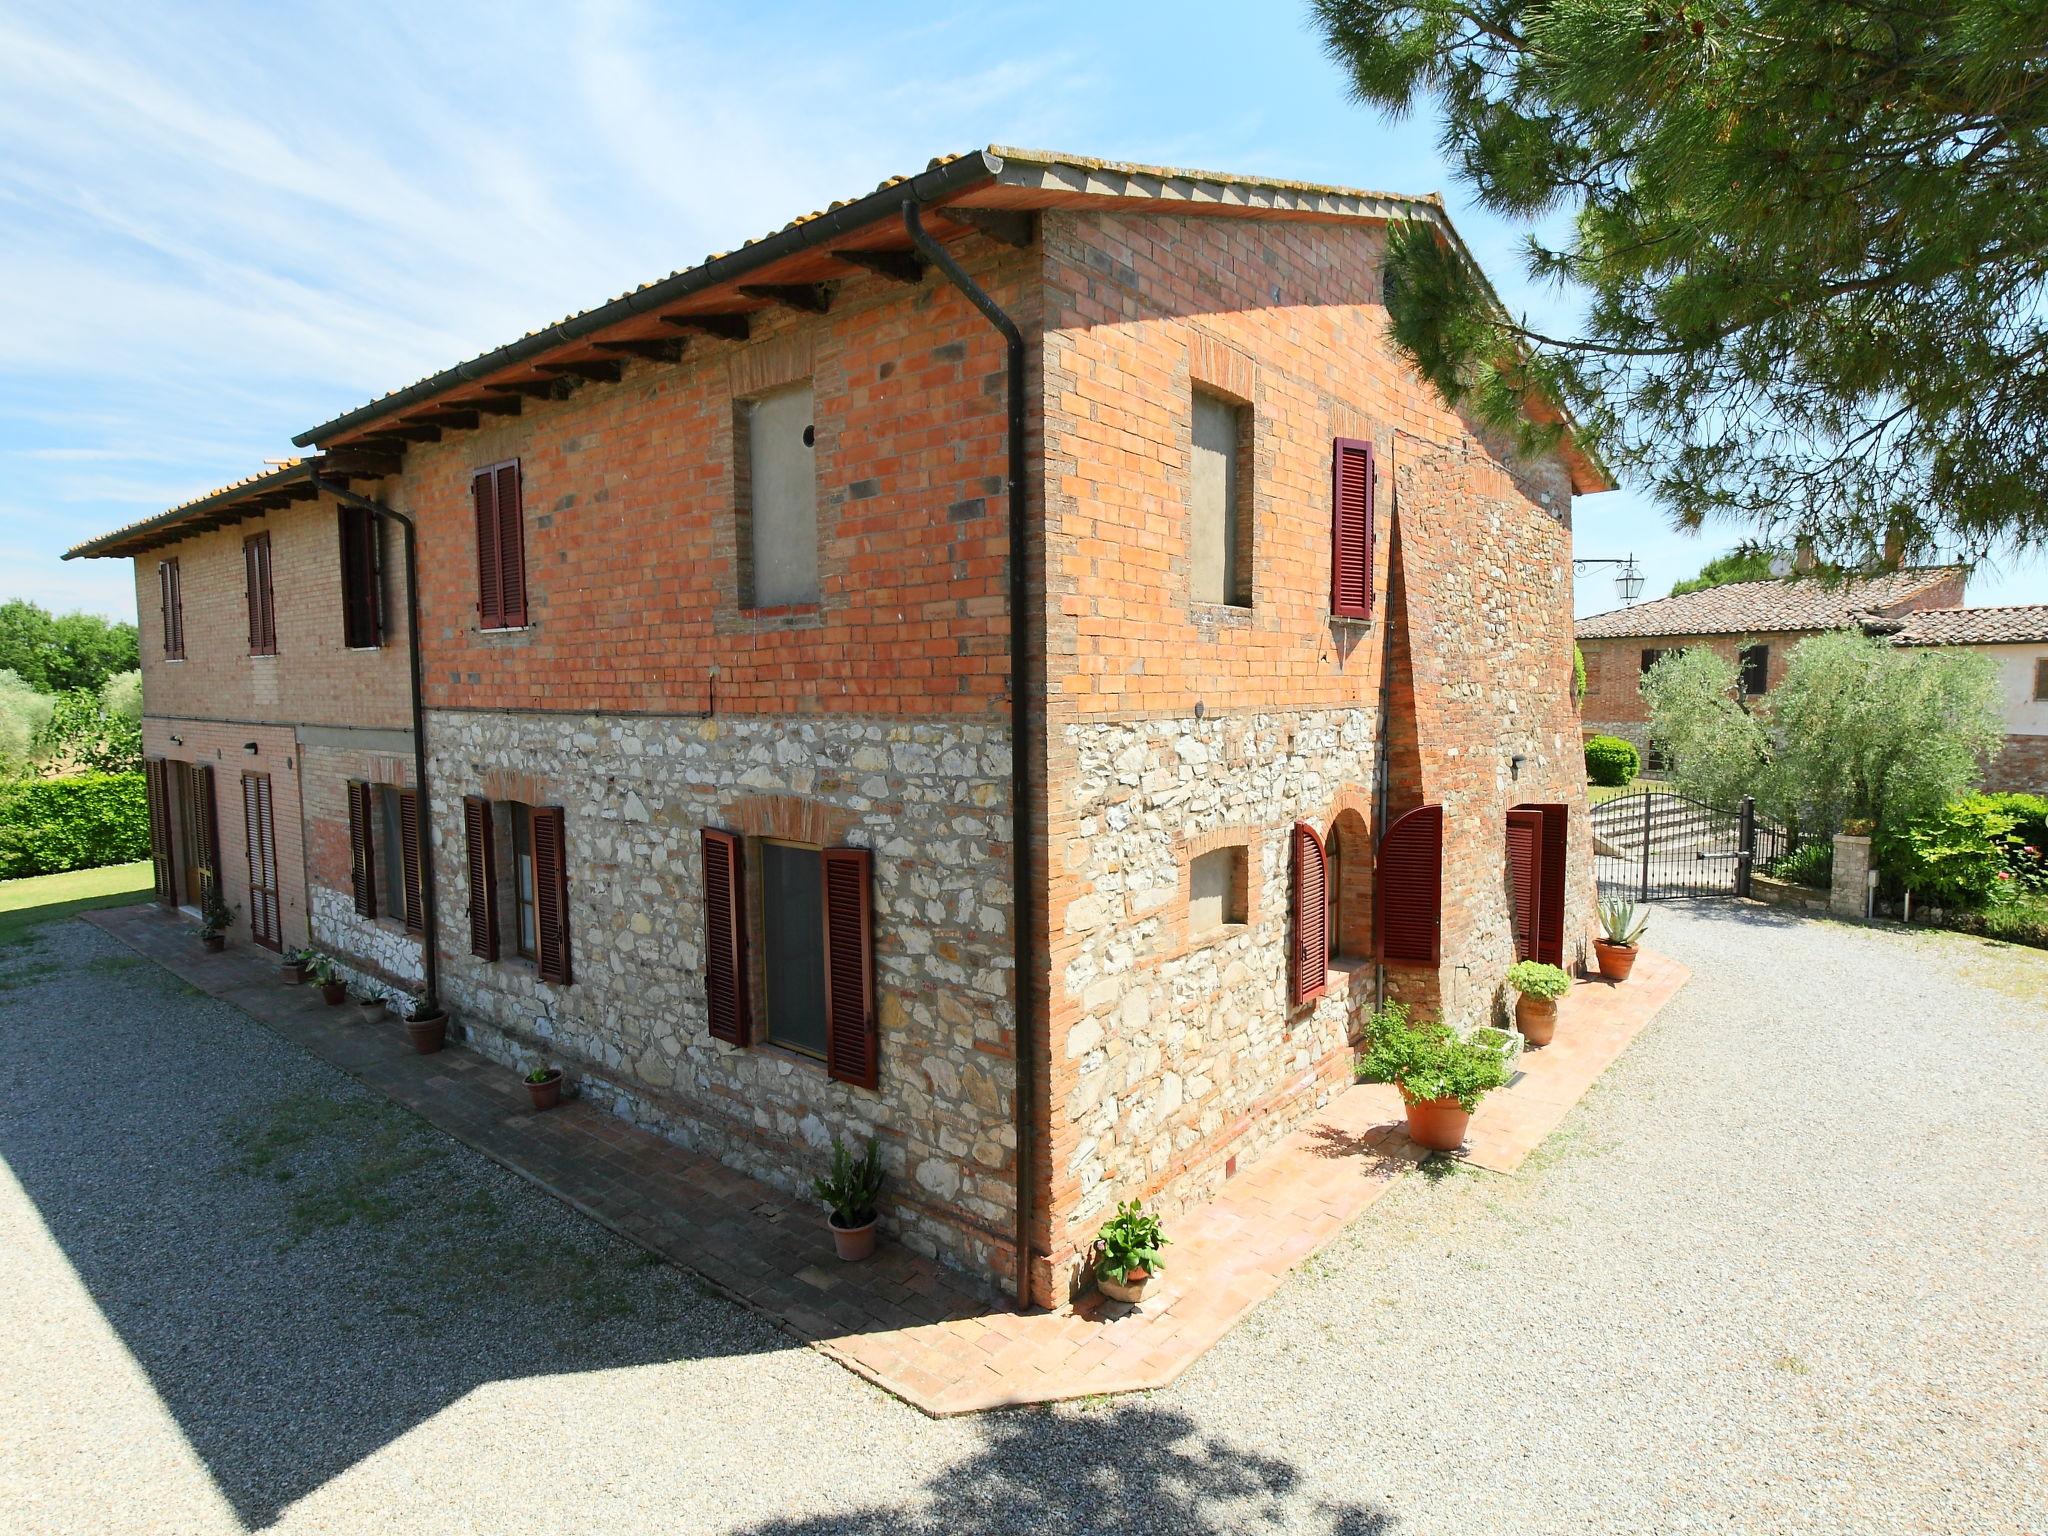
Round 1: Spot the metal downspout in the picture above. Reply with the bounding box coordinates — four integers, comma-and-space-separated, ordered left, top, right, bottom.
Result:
901, 200, 1038, 1312
307, 471, 441, 1017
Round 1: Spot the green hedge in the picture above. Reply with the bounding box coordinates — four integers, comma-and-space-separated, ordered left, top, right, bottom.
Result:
1876, 792, 2048, 908
1584, 734, 1641, 787
0, 771, 150, 878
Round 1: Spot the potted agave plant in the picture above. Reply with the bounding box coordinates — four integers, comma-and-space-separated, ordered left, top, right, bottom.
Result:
1358, 1000, 1511, 1153
524, 1063, 563, 1111
1594, 899, 1649, 982
811, 1136, 884, 1261
311, 955, 347, 1006
194, 882, 234, 952
403, 990, 447, 1054
1094, 1198, 1168, 1305
1506, 960, 1572, 1047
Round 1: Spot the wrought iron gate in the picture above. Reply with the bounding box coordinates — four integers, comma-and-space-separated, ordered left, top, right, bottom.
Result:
1591, 790, 1795, 901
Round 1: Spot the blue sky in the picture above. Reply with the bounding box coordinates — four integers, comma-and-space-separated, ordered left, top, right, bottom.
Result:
4, 0, 2043, 624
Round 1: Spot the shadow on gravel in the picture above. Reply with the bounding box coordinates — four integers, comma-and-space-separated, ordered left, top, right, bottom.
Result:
729, 1404, 1393, 1536
0, 921, 782, 1529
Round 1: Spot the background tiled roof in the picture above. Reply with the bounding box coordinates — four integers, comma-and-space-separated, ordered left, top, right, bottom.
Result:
1889, 604, 2048, 646
1575, 568, 1965, 640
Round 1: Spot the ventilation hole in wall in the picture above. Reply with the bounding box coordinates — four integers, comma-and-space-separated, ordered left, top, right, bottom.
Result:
801, 424, 816, 448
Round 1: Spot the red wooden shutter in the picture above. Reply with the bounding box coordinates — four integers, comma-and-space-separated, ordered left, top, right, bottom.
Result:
1330, 437, 1375, 620
195, 763, 222, 905
1376, 804, 1444, 965
145, 758, 175, 903
347, 781, 376, 918
494, 462, 526, 627
338, 505, 381, 648
1506, 808, 1543, 962
398, 789, 423, 934
531, 806, 570, 984
701, 828, 749, 1046
822, 847, 877, 1088
473, 470, 502, 627
1290, 821, 1329, 1005
463, 796, 499, 959
1535, 803, 1568, 967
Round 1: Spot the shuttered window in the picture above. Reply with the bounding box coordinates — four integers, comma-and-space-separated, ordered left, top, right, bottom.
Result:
1290, 821, 1329, 1005
193, 763, 222, 906
242, 772, 282, 950
463, 796, 499, 960
398, 790, 423, 935
822, 847, 877, 1088
1376, 804, 1444, 966
145, 758, 176, 903
159, 560, 185, 659
1506, 808, 1543, 962
701, 828, 749, 1046
531, 806, 571, 984
338, 504, 383, 649
244, 532, 277, 655
347, 781, 377, 918
473, 461, 527, 629
1330, 437, 1374, 620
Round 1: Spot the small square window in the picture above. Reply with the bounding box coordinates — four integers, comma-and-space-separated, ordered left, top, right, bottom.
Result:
2034, 657, 2048, 701
1189, 846, 1247, 935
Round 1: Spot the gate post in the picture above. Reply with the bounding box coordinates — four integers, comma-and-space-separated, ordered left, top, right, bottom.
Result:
1735, 796, 1755, 898
1637, 789, 1653, 902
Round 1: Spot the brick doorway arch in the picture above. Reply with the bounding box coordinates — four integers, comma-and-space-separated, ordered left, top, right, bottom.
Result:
1326, 807, 1373, 962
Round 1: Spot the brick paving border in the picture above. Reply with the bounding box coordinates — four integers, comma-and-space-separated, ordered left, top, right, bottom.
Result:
86, 902, 1687, 1415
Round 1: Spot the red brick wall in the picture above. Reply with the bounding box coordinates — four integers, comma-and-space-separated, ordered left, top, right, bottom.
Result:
379, 241, 1035, 721
1579, 629, 1811, 727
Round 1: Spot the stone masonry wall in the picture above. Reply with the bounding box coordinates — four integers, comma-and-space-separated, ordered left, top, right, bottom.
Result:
1056, 708, 1379, 1262
426, 706, 1018, 1289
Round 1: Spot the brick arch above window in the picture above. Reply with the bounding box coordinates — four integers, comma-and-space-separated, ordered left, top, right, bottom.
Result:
726, 793, 860, 848
480, 768, 556, 807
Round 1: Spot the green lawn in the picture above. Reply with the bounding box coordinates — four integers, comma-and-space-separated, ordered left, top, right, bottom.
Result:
0, 861, 152, 949
1588, 777, 1669, 804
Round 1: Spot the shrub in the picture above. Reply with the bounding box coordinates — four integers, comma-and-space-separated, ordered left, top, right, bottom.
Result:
1876, 794, 2026, 908
1506, 960, 1572, 999
0, 771, 149, 877
1765, 842, 1832, 889
1584, 734, 1640, 787
1356, 1001, 1510, 1112
810, 1136, 883, 1230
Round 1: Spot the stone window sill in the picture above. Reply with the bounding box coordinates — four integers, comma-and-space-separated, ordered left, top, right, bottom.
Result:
1184, 919, 1249, 955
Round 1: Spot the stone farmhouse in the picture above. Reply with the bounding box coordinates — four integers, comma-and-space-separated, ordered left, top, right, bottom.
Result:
1577, 567, 2046, 793
69, 148, 1607, 1307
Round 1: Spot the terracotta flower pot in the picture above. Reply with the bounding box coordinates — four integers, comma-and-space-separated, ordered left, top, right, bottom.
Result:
201, 934, 225, 952
1403, 1093, 1471, 1152
1515, 993, 1559, 1047
321, 980, 347, 1005
405, 1011, 447, 1055
525, 1071, 562, 1111
1097, 1266, 1151, 1304
1594, 939, 1638, 981
829, 1215, 878, 1262
282, 962, 308, 985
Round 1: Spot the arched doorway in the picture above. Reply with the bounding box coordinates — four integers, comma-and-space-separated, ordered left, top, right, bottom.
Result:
1325, 808, 1373, 962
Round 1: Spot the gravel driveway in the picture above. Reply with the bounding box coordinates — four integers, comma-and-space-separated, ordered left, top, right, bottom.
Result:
3, 903, 2043, 1535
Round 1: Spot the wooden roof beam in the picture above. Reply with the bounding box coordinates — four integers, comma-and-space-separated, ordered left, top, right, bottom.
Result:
660, 312, 750, 341
534, 359, 624, 384
738, 283, 833, 315
948, 209, 1034, 248
410, 408, 480, 431
592, 338, 687, 364
830, 248, 926, 285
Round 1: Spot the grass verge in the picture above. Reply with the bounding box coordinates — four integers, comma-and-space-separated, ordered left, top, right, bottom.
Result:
0, 862, 152, 950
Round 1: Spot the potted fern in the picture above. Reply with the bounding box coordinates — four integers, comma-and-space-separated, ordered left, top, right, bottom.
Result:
1595, 899, 1648, 981
812, 1136, 884, 1261
1094, 1199, 1168, 1304
524, 1063, 563, 1111
1506, 960, 1571, 1046
1358, 1001, 1511, 1153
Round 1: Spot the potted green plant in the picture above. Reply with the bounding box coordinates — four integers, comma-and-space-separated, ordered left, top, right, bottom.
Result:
1506, 960, 1572, 1046
1093, 1198, 1168, 1305
524, 1063, 563, 1111
403, 991, 447, 1054
811, 1136, 884, 1261
194, 881, 234, 952
1594, 899, 1649, 981
310, 955, 347, 1006
281, 947, 315, 984
352, 986, 386, 1019
1358, 1001, 1511, 1153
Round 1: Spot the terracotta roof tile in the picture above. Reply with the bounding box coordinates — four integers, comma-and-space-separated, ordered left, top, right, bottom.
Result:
1574, 568, 1966, 640
1889, 604, 2048, 646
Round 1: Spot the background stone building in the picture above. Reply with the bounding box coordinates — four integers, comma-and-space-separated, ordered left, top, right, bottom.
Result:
77, 148, 1608, 1308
